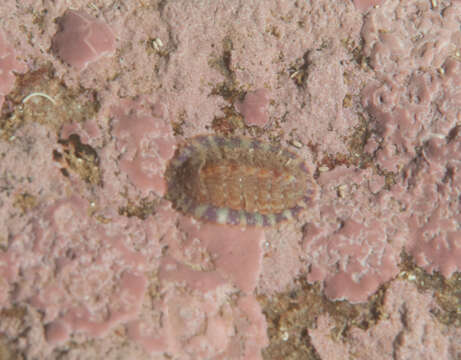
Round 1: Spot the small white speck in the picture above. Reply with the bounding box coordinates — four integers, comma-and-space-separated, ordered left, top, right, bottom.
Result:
290, 70, 300, 79
291, 140, 302, 148
281, 331, 289, 341
216, 208, 229, 224
152, 38, 163, 52
319, 165, 329, 172
408, 274, 416, 281
337, 184, 348, 198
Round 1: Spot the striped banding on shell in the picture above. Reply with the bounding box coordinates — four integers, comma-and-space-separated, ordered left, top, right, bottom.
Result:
165, 134, 316, 226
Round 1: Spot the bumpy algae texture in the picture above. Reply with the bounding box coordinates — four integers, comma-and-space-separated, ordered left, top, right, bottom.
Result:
0, 0, 460, 359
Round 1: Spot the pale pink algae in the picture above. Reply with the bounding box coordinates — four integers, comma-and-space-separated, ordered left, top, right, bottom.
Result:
6, 196, 152, 346
360, 1, 461, 278
45, 272, 147, 344
52, 9, 116, 70
126, 287, 235, 358
309, 280, 460, 359
352, 0, 385, 11
127, 286, 267, 359
127, 217, 268, 358
0, 31, 26, 108
303, 166, 404, 302
236, 88, 270, 127
159, 255, 228, 292
167, 217, 265, 293
0, 0, 459, 357
112, 98, 176, 197
401, 136, 461, 277
0, 251, 18, 308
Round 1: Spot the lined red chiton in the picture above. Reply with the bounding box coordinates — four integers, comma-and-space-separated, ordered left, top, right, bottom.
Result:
165, 135, 316, 226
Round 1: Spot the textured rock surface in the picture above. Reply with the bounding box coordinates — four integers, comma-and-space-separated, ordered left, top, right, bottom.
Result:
0, 0, 459, 359
309, 280, 461, 360
0, 31, 26, 109
52, 10, 116, 70
236, 89, 270, 127
112, 97, 176, 197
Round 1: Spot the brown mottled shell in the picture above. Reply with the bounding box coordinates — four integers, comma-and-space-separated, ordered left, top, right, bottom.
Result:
165, 135, 316, 226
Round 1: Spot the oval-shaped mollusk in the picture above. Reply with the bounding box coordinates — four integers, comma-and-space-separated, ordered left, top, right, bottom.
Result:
165, 134, 315, 226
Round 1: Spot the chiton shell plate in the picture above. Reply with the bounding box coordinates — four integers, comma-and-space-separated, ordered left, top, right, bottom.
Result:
165, 134, 316, 226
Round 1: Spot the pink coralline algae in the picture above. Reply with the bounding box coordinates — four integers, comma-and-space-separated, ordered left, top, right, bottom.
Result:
2, 0, 461, 357
303, 166, 405, 302
0, 252, 18, 309
357, 1, 461, 283
236, 88, 270, 127
112, 98, 176, 197
0, 31, 26, 109
4, 196, 157, 346
309, 280, 460, 359
44, 272, 147, 345
52, 10, 116, 70
399, 135, 461, 277
127, 289, 268, 360
361, 2, 461, 172
352, 0, 385, 11
165, 216, 266, 293
126, 217, 268, 359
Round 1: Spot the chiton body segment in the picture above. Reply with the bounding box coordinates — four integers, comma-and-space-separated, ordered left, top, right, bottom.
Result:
165, 134, 315, 226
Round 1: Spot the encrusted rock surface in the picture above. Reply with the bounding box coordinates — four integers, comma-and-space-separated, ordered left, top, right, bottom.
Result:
0, 0, 459, 359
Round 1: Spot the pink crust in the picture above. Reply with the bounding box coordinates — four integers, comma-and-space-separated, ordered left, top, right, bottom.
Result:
125, 217, 268, 358
303, 166, 405, 303
112, 97, 176, 197
52, 9, 115, 70
4, 196, 162, 345
0, 31, 26, 108
361, 3, 461, 173
400, 136, 461, 277
352, 0, 385, 11
309, 280, 460, 359
236, 88, 270, 127
162, 216, 266, 293
358, 2, 461, 279
126, 291, 268, 360
0, 251, 18, 308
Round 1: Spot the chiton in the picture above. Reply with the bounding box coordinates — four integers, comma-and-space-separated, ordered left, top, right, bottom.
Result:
165, 134, 316, 226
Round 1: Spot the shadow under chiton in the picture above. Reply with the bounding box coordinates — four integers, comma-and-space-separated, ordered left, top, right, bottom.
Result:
165, 134, 316, 227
